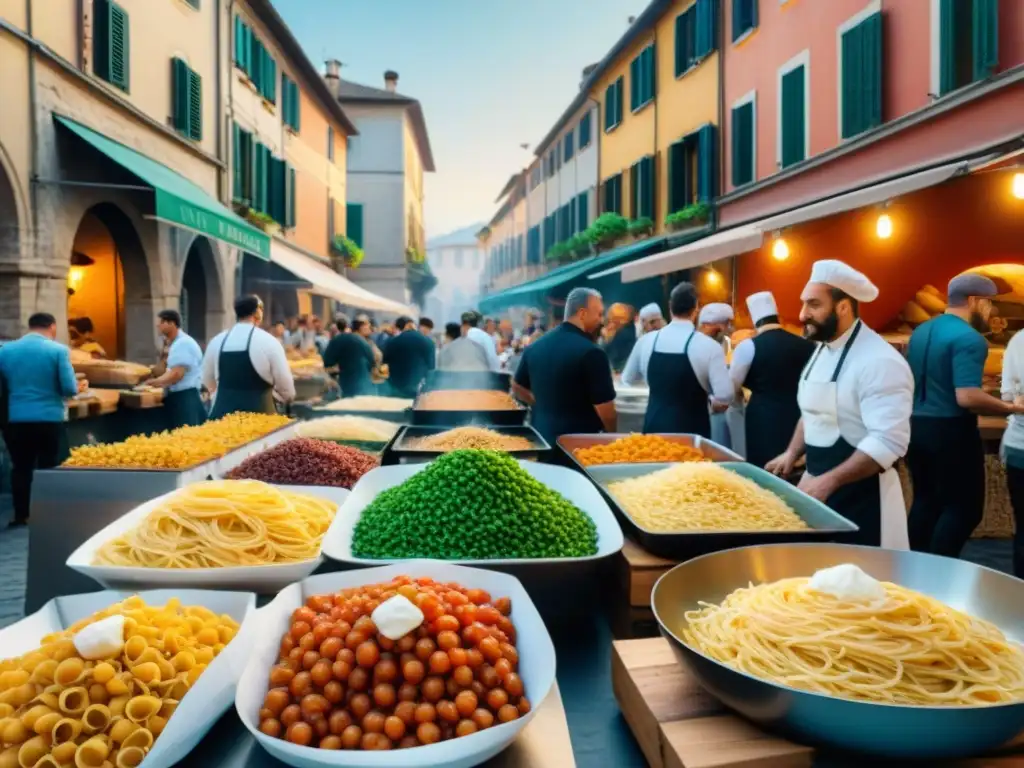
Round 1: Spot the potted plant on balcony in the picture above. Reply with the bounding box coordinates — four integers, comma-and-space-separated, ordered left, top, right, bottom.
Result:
406, 258, 438, 307
665, 201, 711, 232
331, 235, 364, 269
627, 217, 654, 239
236, 207, 280, 236
585, 212, 629, 252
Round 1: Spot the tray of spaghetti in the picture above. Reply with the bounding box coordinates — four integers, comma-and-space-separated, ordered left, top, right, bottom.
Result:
653, 544, 1024, 759
0, 589, 257, 768
66, 480, 349, 592
586, 461, 858, 559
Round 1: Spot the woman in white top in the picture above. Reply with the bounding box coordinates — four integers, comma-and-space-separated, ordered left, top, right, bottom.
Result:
1001, 329, 1024, 576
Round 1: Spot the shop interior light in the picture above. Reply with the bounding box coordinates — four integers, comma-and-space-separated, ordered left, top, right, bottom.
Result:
67, 266, 85, 289
705, 268, 721, 286
876, 213, 893, 239
771, 234, 790, 262
1013, 171, 1024, 200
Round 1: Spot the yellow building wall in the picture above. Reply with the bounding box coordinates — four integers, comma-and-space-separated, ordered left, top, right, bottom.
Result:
403, 116, 425, 253
32, 0, 219, 160
655, 0, 719, 232
592, 31, 657, 217
0, 30, 32, 234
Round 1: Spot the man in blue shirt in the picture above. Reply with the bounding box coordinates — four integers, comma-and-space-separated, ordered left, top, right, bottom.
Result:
145, 309, 206, 429
0, 313, 80, 527
382, 315, 436, 398
906, 274, 1024, 557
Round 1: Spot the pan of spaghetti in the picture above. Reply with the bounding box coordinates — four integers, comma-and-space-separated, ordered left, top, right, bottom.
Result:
652, 543, 1024, 759
66, 480, 350, 592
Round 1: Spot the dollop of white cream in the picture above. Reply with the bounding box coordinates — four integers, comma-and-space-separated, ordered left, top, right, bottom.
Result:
73, 615, 125, 660
371, 595, 425, 640
808, 563, 885, 602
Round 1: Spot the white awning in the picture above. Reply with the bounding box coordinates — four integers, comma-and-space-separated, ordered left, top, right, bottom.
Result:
756, 159, 974, 232
617, 224, 764, 284
270, 241, 413, 315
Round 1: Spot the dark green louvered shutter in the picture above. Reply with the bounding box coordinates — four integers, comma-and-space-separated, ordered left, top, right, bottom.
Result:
629, 57, 639, 111
667, 141, 683, 211
346, 204, 364, 248
731, 103, 753, 187
267, 56, 277, 103
641, 156, 655, 220
233, 16, 244, 66
94, 0, 130, 92
862, 13, 883, 132
972, 0, 999, 81
780, 66, 805, 167
231, 124, 242, 202
577, 191, 588, 231
291, 79, 301, 130
732, 0, 756, 42
697, 124, 717, 202
286, 167, 296, 228
172, 58, 191, 136
188, 68, 202, 141
938, 0, 956, 94
840, 22, 859, 139
695, 0, 717, 60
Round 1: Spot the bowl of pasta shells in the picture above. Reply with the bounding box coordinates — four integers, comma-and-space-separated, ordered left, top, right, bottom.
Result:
0, 588, 256, 768
652, 543, 1024, 759
66, 480, 349, 592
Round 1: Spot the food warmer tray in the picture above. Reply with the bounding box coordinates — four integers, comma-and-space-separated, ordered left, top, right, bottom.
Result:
421, 369, 512, 393
387, 425, 550, 464
410, 402, 528, 427
557, 432, 741, 476
293, 402, 413, 424
586, 461, 859, 559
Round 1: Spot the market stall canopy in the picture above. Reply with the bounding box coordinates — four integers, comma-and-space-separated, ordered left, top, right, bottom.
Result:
478, 237, 667, 314
270, 240, 413, 315
607, 157, 984, 284
54, 116, 271, 260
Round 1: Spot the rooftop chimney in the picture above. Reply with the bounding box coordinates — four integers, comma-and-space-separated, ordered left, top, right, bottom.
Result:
324, 59, 341, 98
580, 62, 598, 89
628, 15, 636, 24
384, 70, 399, 93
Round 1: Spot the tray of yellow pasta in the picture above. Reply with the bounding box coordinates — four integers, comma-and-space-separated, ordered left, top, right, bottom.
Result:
586, 461, 859, 559
65, 480, 350, 592
0, 589, 257, 768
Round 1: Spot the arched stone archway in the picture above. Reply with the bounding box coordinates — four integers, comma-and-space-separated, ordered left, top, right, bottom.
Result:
0, 147, 25, 340
179, 236, 224, 343
66, 203, 150, 360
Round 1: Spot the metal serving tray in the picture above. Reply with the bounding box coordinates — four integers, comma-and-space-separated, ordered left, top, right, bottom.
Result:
586, 461, 859, 559
421, 370, 512, 393
557, 432, 741, 474
411, 398, 527, 427
388, 425, 550, 463
298, 404, 413, 424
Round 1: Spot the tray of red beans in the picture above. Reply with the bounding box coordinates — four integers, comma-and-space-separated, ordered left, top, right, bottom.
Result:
235, 562, 556, 767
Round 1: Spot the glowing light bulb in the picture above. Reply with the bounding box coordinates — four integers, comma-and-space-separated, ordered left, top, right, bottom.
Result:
1013, 172, 1024, 200
771, 237, 789, 261
67, 267, 85, 289
705, 269, 721, 286
876, 213, 893, 239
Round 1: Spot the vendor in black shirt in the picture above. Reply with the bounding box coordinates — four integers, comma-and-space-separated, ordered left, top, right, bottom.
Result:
513, 287, 617, 446
323, 317, 376, 397
382, 315, 436, 398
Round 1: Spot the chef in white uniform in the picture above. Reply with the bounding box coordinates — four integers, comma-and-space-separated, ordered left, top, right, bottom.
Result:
698, 303, 736, 449
638, 303, 666, 335
766, 260, 913, 549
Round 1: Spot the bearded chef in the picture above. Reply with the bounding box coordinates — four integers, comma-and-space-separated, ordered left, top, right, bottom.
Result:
766, 260, 913, 548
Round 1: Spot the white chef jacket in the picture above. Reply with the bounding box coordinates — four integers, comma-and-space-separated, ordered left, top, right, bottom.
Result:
466, 327, 501, 372
621, 319, 733, 402
202, 323, 296, 402
1002, 329, 1024, 452
801, 320, 913, 470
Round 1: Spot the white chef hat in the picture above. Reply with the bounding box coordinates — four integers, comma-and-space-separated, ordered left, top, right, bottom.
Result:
638, 303, 663, 321
808, 259, 879, 303
746, 291, 778, 324
698, 303, 734, 325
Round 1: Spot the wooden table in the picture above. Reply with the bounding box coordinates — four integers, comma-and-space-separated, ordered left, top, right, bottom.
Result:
612, 637, 1024, 768
612, 539, 677, 639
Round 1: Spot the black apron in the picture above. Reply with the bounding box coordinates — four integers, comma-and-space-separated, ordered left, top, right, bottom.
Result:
163, 388, 207, 429
801, 322, 882, 546
642, 329, 711, 437
743, 329, 815, 469
209, 326, 276, 419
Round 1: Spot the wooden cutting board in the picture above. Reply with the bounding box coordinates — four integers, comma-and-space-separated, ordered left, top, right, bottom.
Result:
612, 638, 1024, 768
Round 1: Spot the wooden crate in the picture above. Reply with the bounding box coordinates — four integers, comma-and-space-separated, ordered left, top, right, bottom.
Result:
119, 389, 164, 409
612, 638, 1024, 768
612, 539, 678, 639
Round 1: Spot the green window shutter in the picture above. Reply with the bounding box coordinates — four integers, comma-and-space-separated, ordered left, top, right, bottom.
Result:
675, 13, 686, 76
668, 141, 683, 211
188, 68, 202, 141
171, 58, 190, 135
972, 0, 999, 82
233, 16, 243, 66
287, 166, 296, 228
578, 191, 588, 231
93, 0, 130, 92
617, 78, 625, 123
695, 0, 716, 59
862, 13, 883, 132
231, 123, 242, 202
938, 0, 956, 94
780, 66, 806, 168
267, 56, 277, 103
841, 14, 883, 139
697, 125, 717, 202
251, 37, 263, 89
258, 144, 270, 214
346, 203, 364, 248
732, 0, 757, 42
840, 23, 859, 139
640, 156, 655, 220
281, 75, 289, 125
604, 84, 614, 130
647, 45, 656, 102
292, 80, 301, 131
629, 57, 639, 111
731, 103, 754, 187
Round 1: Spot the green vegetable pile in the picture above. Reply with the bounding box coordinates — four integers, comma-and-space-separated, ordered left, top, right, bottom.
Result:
352, 449, 599, 559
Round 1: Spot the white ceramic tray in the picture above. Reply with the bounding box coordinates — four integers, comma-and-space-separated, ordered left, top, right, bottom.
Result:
66, 484, 350, 592
236, 562, 556, 768
320, 461, 624, 565
0, 588, 257, 768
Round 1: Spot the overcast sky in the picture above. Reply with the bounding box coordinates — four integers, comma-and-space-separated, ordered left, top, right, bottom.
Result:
272, 0, 649, 238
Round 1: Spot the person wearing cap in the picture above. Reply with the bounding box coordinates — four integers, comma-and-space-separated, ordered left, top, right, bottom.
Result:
766, 260, 913, 548
698, 303, 736, 447
906, 274, 1024, 558
730, 291, 815, 470
638, 303, 665, 334
622, 282, 732, 437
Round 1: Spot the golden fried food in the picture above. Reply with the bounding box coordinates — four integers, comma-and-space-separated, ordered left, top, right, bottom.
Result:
574, 434, 707, 466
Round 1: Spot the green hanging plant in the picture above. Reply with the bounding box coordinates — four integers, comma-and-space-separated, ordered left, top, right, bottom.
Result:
665, 201, 711, 231
331, 235, 364, 268
628, 217, 654, 237
584, 212, 629, 248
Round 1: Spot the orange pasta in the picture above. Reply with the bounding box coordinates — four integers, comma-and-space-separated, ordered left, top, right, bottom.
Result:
574, 434, 707, 466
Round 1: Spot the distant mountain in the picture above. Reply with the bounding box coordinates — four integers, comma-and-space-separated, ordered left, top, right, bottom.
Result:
427, 223, 485, 249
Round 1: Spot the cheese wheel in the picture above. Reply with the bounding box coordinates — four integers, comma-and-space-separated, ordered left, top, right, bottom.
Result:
915, 290, 947, 315
902, 301, 932, 326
